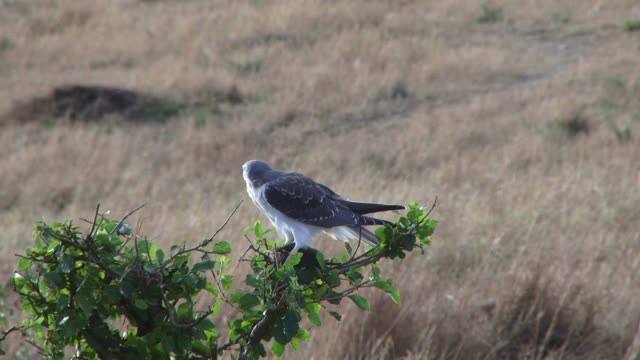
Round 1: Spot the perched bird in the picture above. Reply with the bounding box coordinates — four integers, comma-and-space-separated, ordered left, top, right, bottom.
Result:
242, 160, 404, 252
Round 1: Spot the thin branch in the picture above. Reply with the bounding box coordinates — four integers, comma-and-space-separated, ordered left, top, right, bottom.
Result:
207, 200, 243, 243
0, 326, 23, 343
239, 234, 260, 263
86, 203, 100, 240
210, 268, 233, 305
172, 201, 243, 258
109, 203, 146, 236
331, 252, 386, 275
349, 228, 363, 262
425, 196, 437, 218
159, 283, 213, 329
320, 281, 373, 303
24, 338, 46, 355
241, 309, 277, 360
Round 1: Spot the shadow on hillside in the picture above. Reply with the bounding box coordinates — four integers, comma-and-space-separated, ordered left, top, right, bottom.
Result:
3, 85, 189, 124
2, 83, 247, 125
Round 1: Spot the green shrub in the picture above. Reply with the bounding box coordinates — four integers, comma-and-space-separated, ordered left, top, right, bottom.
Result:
621, 20, 640, 32
477, 5, 503, 24
1, 202, 437, 359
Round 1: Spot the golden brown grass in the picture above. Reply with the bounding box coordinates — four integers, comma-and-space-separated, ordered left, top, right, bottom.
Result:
2, 0, 640, 358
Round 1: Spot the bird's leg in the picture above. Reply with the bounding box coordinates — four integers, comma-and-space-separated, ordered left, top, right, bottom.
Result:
280, 243, 296, 252
273, 242, 295, 264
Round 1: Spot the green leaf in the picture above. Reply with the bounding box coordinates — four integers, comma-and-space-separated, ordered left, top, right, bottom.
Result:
178, 301, 193, 319
271, 341, 285, 356
144, 263, 159, 272
156, 248, 165, 263
76, 290, 96, 316
328, 310, 342, 321
273, 310, 300, 345
245, 274, 260, 288
373, 279, 391, 291
96, 232, 110, 244
43, 272, 65, 290
46, 240, 61, 255
119, 280, 135, 298
231, 292, 261, 311
221, 274, 233, 290
326, 272, 341, 288
17, 258, 30, 271
185, 274, 205, 289
59, 255, 74, 273
371, 263, 381, 278
245, 221, 273, 239
13, 273, 25, 288
192, 340, 212, 356
136, 240, 152, 254
103, 221, 118, 234
212, 241, 231, 255
305, 302, 322, 326
348, 294, 370, 311
160, 333, 176, 355
172, 254, 190, 267
296, 327, 312, 341
253, 221, 264, 238
134, 298, 148, 310
290, 337, 300, 351
315, 252, 327, 272
59, 313, 88, 338
205, 282, 219, 296
193, 260, 216, 272
286, 252, 303, 267
211, 297, 223, 317
307, 310, 321, 327
229, 291, 244, 302
375, 226, 392, 245
344, 242, 352, 256
389, 287, 401, 304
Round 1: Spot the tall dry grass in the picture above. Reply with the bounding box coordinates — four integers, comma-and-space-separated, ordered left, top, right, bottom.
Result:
1, 0, 640, 358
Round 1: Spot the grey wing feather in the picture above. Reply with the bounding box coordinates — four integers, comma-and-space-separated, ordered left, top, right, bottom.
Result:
263, 174, 360, 227
346, 226, 380, 246
263, 173, 400, 232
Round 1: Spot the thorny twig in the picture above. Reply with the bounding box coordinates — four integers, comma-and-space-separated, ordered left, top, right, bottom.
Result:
87, 203, 101, 240
0, 326, 24, 347
172, 201, 243, 259
159, 283, 213, 329
109, 203, 146, 236
239, 234, 259, 264
208, 200, 243, 243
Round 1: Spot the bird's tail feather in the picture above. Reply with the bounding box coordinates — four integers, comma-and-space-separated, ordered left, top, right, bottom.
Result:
346, 225, 380, 247
358, 215, 393, 226
341, 200, 404, 215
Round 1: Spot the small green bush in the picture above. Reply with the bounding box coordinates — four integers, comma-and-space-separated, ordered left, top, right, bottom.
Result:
621, 20, 640, 32
1, 202, 437, 359
477, 5, 503, 24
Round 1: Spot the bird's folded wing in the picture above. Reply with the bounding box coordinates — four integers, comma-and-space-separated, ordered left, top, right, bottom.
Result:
263, 174, 358, 227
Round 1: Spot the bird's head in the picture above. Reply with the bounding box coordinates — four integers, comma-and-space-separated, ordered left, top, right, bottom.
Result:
242, 160, 272, 187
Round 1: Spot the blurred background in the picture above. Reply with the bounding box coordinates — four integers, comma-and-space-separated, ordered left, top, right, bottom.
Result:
1, 0, 640, 358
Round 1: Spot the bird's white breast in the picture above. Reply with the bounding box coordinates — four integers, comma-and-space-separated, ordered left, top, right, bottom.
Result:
243, 173, 342, 249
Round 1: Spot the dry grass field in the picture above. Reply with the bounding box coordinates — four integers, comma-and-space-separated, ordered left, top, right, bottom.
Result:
2, 0, 640, 358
